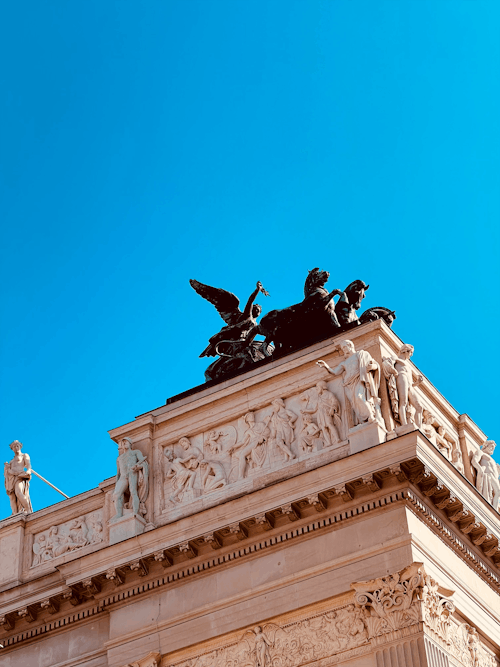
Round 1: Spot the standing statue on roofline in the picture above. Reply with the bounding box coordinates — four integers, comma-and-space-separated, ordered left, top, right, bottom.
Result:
4, 440, 33, 515
112, 438, 149, 520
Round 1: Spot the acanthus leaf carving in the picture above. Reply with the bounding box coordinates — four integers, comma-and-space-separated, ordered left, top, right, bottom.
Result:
352, 563, 455, 643
166, 603, 369, 667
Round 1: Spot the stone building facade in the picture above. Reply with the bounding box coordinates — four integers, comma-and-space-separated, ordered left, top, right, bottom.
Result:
0, 319, 498, 667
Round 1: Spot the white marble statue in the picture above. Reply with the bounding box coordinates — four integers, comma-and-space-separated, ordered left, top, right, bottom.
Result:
301, 382, 343, 445
382, 344, 424, 427
200, 460, 226, 492
269, 399, 297, 462
4, 440, 33, 515
471, 440, 500, 511
229, 412, 271, 480
164, 449, 199, 503
112, 438, 149, 519
317, 340, 383, 427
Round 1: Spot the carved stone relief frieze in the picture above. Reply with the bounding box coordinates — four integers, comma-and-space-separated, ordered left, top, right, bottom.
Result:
164, 564, 498, 667
166, 603, 370, 667
422, 409, 464, 474
31, 510, 104, 567
161, 381, 350, 512
352, 563, 498, 667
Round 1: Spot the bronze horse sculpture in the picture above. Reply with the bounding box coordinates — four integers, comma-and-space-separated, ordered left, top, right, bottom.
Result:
190, 269, 395, 381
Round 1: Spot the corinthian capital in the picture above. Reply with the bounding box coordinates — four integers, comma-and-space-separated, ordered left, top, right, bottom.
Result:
351, 563, 455, 641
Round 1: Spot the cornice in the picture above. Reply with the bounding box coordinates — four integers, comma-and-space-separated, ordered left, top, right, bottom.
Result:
1, 453, 498, 651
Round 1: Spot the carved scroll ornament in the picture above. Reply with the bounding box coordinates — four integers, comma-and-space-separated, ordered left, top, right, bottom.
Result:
351, 563, 455, 641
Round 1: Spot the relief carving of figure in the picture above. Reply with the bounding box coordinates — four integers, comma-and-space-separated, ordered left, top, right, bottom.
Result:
422, 410, 464, 473
268, 399, 297, 462
164, 449, 199, 503
4, 440, 33, 515
471, 440, 500, 511
317, 341, 383, 427
301, 382, 343, 446
32, 534, 50, 566
112, 438, 149, 519
206, 430, 224, 455
205, 427, 237, 455
31, 511, 103, 567
298, 413, 323, 453
178, 436, 203, 464
200, 460, 226, 493
229, 412, 271, 480
383, 344, 424, 427
241, 625, 279, 667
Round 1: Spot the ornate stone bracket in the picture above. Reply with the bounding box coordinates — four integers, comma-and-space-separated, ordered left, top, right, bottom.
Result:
351, 563, 455, 643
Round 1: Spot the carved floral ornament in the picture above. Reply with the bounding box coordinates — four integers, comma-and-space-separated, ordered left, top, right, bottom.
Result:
161, 379, 351, 507
161, 564, 495, 667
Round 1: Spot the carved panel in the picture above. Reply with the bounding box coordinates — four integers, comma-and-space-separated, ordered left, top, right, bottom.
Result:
31, 510, 104, 567
159, 383, 350, 514
166, 603, 369, 667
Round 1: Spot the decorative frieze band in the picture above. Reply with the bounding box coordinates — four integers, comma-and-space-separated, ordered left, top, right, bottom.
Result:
2, 459, 499, 648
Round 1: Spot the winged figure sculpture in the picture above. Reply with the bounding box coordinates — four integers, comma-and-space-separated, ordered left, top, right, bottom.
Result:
189, 279, 271, 381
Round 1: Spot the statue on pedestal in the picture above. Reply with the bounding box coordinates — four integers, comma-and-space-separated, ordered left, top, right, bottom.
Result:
383, 344, 424, 427
4, 440, 33, 515
471, 440, 500, 511
112, 438, 149, 519
317, 340, 383, 427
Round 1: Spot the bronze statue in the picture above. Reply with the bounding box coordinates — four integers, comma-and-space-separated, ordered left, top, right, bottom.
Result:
189, 279, 270, 381
189, 268, 395, 383
258, 268, 344, 354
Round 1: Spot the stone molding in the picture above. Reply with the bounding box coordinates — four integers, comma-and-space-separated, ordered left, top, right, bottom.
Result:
154, 565, 496, 667
1, 458, 499, 649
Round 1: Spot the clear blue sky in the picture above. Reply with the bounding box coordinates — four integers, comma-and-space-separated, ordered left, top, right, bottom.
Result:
1, 1, 499, 515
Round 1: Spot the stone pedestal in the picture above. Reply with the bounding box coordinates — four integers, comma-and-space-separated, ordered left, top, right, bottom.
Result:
348, 420, 387, 454
109, 513, 147, 545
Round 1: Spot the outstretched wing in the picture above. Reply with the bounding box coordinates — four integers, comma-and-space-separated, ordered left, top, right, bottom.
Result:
190, 279, 242, 325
